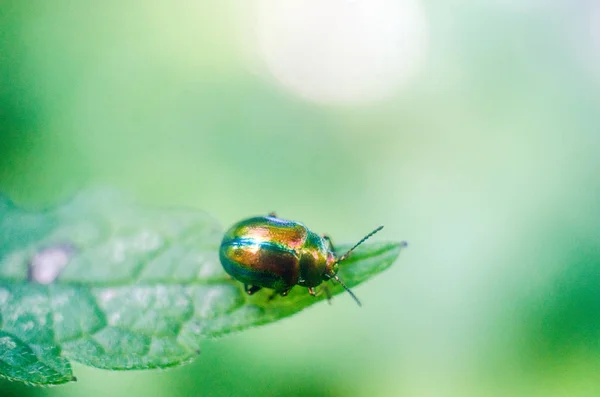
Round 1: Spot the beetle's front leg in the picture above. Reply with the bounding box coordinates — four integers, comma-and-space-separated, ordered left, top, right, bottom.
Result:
321, 284, 332, 305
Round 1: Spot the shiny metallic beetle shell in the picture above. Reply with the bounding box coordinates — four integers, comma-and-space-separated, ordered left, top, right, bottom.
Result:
219, 216, 335, 293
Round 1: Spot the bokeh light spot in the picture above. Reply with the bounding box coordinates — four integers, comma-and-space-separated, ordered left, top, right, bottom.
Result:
254, 0, 428, 104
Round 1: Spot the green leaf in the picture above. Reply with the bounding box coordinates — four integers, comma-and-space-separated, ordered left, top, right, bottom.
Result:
0, 189, 406, 385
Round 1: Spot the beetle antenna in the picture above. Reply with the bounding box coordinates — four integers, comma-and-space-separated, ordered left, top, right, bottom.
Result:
332, 274, 362, 307
336, 226, 384, 263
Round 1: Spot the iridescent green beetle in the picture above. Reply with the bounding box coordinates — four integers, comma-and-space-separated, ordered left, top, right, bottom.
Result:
219, 214, 383, 306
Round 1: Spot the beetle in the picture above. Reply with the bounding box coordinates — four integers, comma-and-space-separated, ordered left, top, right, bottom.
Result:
219, 213, 383, 306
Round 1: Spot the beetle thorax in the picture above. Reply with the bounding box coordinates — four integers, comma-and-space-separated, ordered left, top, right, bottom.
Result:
297, 232, 331, 287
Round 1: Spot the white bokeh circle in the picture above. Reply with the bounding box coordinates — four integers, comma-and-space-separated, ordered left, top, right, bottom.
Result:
254, 0, 428, 104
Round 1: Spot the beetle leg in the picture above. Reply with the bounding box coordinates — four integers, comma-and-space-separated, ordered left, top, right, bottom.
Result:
266, 288, 291, 302
267, 291, 278, 301
268, 211, 277, 217
322, 234, 336, 254
321, 284, 333, 305
244, 284, 262, 295
308, 287, 316, 297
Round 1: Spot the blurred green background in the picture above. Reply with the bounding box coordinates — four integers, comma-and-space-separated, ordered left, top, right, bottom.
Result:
2, 0, 600, 396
